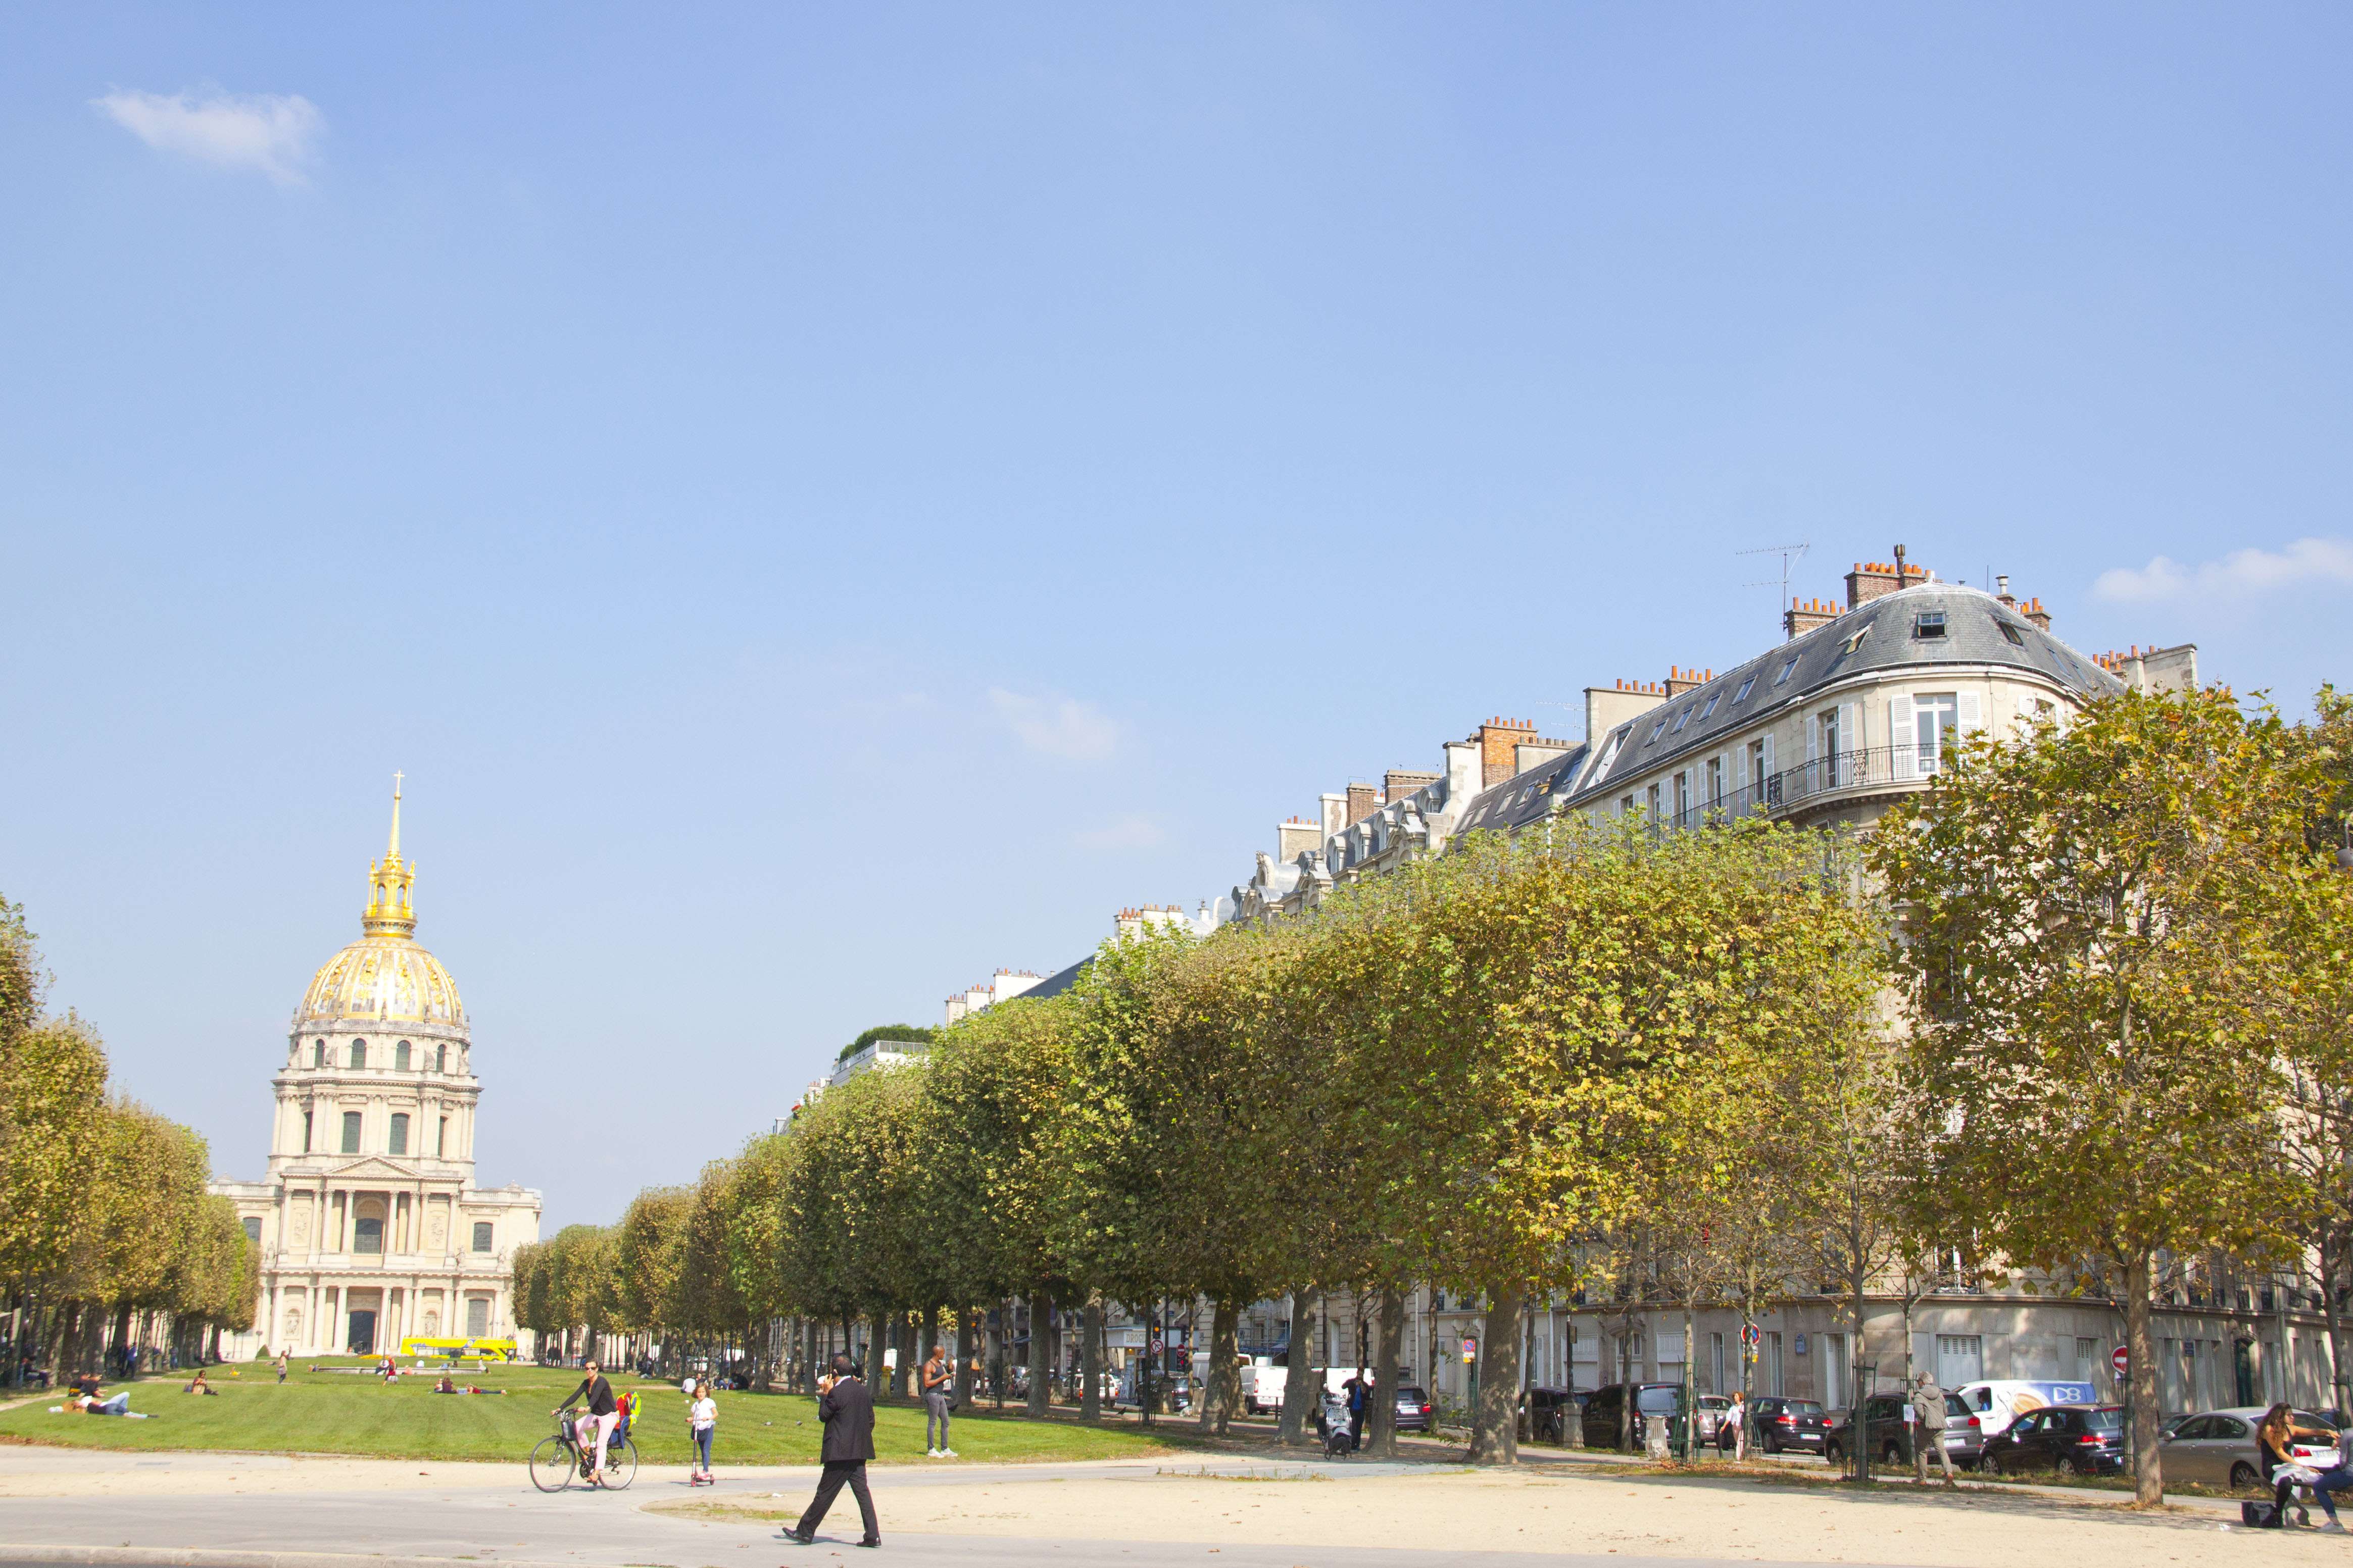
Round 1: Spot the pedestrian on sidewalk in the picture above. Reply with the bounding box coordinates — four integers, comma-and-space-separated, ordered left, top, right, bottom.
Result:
921, 1342, 956, 1457
787, 1354, 879, 1549
1911, 1374, 1956, 1487
688, 1381, 717, 1485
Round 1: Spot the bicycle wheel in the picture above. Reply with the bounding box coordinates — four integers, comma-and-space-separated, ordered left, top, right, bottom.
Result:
601, 1438, 639, 1491
529, 1436, 577, 1492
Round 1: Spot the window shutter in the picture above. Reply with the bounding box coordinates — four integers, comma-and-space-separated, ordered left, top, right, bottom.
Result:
1841, 701, 1862, 762
1761, 733, 1775, 777
1888, 694, 1915, 780
1957, 690, 1982, 735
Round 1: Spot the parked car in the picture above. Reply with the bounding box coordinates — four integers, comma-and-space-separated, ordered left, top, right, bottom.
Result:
1525, 1386, 1582, 1444
1978, 1404, 2126, 1476
1393, 1385, 1434, 1434
1693, 1394, 1730, 1443
1738, 1396, 1832, 1457
1579, 1382, 1685, 1448
1823, 1392, 1980, 1469
1949, 1379, 2102, 1441
2163, 1407, 2343, 1491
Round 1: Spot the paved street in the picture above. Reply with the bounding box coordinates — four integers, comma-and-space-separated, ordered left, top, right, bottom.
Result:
0, 1443, 2336, 1568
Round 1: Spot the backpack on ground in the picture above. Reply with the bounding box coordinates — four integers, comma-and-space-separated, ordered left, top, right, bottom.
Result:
2241, 1500, 2282, 1529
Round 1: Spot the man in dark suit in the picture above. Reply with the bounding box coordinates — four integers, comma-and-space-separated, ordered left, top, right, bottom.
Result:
787, 1354, 878, 1548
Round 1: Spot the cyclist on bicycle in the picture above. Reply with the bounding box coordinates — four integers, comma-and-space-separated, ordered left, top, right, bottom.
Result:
553, 1360, 620, 1486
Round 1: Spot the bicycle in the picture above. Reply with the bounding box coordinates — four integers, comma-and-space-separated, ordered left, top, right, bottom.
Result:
529, 1413, 639, 1492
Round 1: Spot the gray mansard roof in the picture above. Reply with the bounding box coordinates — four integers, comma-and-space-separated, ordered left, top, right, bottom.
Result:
1450, 743, 1593, 839
1571, 584, 2123, 802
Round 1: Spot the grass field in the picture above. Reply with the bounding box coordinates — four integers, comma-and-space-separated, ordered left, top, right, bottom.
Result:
0, 1358, 1183, 1466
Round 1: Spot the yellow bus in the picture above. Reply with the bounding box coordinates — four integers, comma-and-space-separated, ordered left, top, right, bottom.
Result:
399, 1336, 519, 1362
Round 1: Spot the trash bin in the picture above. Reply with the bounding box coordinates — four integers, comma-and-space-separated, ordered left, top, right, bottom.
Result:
1644, 1413, 1670, 1461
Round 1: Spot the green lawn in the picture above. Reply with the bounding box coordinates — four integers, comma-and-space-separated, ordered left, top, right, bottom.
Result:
0, 1358, 1180, 1466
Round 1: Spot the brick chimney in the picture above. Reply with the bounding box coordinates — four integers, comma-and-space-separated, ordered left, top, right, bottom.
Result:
1844, 557, 1929, 610
1476, 716, 1541, 788
1784, 596, 1839, 640
1664, 665, 1712, 698
1384, 769, 1440, 802
1585, 679, 1666, 746
1277, 816, 1321, 862
2022, 596, 2051, 632
1345, 782, 1382, 826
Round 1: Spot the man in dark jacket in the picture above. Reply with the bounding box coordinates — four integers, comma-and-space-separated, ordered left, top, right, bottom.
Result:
788, 1354, 878, 1547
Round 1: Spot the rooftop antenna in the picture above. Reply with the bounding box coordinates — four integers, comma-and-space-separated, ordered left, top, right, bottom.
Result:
1738, 541, 1811, 629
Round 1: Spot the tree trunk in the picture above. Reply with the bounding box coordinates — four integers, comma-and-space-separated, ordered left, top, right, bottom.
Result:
2322, 1230, 2349, 1417
1849, 1251, 1870, 1482
1080, 1299, 1103, 1421
2124, 1251, 2164, 1506
1198, 1296, 1240, 1435
1469, 1283, 1524, 1465
1618, 1308, 1637, 1452
954, 1308, 975, 1407
1367, 1285, 1404, 1457
1025, 1289, 1053, 1416
1279, 1288, 1318, 1446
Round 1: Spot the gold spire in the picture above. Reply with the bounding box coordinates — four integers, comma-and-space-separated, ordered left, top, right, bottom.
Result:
362, 774, 417, 939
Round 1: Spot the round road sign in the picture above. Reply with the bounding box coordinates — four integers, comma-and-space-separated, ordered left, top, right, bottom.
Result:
2110, 1345, 2129, 1378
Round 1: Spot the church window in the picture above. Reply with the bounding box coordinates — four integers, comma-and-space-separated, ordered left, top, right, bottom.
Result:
350, 1040, 367, 1069
437, 1116, 448, 1156
472, 1222, 495, 1253
313, 1041, 325, 1068
395, 1041, 411, 1071
242, 1217, 261, 1245
389, 1113, 410, 1155
302, 1110, 313, 1151
354, 1214, 383, 1254
340, 1111, 362, 1154
434, 1043, 446, 1073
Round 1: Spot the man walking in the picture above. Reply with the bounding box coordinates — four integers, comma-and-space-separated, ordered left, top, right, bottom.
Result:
1912, 1373, 1956, 1488
921, 1342, 956, 1458
789, 1354, 879, 1548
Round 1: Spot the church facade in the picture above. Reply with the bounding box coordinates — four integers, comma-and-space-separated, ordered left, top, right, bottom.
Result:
213, 784, 542, 1358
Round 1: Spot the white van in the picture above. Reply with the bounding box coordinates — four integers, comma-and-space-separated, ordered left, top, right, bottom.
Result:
1951, 1379, 2102, 1438
1239, 1358, 1360, 1415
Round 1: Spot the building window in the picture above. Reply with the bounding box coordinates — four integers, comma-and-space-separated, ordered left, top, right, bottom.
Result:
389, 1112, 410, 1155
1734, 674, 1756, 703
434, 1043, 447, 1073
242, 1216, 262, 1245
340, 1111, 362, 1154
302, 1110, 314, 1151
1819, 709, 1842, 785
1914, 610, 1947, 640
350, 1040, 367, 1069
1914, 692, 1959, 772
1673, 772, 1689, 822
1706, 756, 1723, 808
1672, 707, 1692, 733
1998, 619, 2026, 646
313, 1041, 325, 1068
1934, 1334, 1985, 1388
437, 1116, 449, 1156
1647, 718, 1668, 743
395, 1040, 411, 1071
354, 1214, 383, 1254
1699, 693, 1720, 719
1774, 657, 1797, 687
1647, 782, 1661, 818
1748, 739, 1767, 795
1619, 795, 1635, 816
473, 1221, 495, 1253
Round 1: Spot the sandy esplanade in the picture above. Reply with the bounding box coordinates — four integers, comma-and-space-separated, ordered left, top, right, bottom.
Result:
663, 1465, 2333, 1566
0, 1446, 542, 1497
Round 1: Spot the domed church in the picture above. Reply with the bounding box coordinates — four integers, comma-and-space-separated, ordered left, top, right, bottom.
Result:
213, 780, 542, 1358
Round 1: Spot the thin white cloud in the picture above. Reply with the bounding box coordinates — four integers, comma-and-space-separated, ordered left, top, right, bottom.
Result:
1075, 815, 1165, 851
2094, 536, 2353, 603
987, 688, 1118, 762
93, 87, 323, 184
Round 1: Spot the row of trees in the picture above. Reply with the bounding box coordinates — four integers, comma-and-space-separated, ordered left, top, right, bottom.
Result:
526, 686, 2353, 1504
0, 900, 257, 1384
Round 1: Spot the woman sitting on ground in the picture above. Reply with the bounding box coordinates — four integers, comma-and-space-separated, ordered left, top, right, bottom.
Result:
184, 1371, 217, 1395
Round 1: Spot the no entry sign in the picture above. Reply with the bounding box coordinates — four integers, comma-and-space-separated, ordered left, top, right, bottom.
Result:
2111, 1345, 2130, 1378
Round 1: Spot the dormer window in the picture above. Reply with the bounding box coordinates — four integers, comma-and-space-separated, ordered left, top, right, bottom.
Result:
1672, 708, 1692, 733
1773, 658, 1798, 687
1699, 693, 1720, 719
1914, 610, 1947, 640
1838, 626, 1871, 657
1647, 718, 1668, 743
1997, 620, 2026, 646
1733, 674, 1757, 703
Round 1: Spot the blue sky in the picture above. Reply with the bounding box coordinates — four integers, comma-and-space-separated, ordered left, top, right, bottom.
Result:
5, 4, 2350, 1229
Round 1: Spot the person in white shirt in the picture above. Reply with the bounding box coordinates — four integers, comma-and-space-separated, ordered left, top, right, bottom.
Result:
688, 1382, 717, 1484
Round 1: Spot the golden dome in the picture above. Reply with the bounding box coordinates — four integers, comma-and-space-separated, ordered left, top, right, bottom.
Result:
295, 777, 467, 1029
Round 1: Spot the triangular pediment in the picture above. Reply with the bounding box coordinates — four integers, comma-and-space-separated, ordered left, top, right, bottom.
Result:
326, 1156, 424, 1180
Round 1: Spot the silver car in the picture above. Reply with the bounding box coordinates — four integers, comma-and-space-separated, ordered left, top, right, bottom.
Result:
2163, 1407, 2340, 1490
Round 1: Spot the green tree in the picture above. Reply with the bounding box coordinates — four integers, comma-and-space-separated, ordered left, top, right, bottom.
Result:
1871, 686, 2320, 1505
